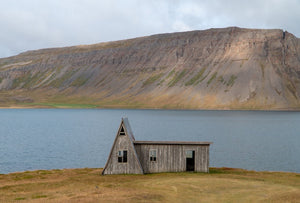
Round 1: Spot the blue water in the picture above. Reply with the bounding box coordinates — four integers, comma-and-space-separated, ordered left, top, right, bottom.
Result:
0, 109, 299, 174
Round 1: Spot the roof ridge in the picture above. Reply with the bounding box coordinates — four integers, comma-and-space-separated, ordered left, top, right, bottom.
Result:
133, 140, 212, 145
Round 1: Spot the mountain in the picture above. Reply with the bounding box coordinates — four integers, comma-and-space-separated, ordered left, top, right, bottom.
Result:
0, 27, 300, 110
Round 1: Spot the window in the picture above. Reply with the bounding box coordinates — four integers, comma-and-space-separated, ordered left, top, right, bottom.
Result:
119, 126, 125, 136
118, 150, 127, 163
149, 149, 157, 162
186, 150, 193, 158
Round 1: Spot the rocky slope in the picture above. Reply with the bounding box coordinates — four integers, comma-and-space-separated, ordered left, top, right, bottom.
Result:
0, 27, 300, 109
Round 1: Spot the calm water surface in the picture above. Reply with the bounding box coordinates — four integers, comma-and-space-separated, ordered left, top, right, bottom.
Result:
0, 109, 299, 174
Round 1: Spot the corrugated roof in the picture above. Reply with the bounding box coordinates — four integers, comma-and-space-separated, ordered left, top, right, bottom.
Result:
122, 117, 135, 141
133, 141, 212, 145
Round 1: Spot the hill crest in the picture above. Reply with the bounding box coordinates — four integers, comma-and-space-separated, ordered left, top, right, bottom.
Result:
0, 27, 299, 110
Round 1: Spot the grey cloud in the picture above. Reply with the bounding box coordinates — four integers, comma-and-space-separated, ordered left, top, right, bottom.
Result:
1, 0, 300, 58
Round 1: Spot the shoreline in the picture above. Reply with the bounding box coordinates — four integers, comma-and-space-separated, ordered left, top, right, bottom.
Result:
0, 105, 300, 112
2, 167, 299, 175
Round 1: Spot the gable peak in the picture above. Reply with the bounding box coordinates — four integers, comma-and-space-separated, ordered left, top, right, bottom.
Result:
121, 117, 135, 141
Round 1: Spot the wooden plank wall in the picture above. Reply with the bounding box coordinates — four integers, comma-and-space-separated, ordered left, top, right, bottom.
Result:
134, 144, 209, 173
103, 134, 143, 174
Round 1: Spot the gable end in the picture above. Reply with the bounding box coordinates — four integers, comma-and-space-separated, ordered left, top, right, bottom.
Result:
102, 118, 143, 175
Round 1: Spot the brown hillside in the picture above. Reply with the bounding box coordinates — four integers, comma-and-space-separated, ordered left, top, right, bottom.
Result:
0, 27, 300, 109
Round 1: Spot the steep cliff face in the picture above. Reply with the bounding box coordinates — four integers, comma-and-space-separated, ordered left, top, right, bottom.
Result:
0, 27, 300, 109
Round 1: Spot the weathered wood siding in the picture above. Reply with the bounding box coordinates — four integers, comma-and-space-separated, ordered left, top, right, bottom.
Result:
134, 144, 209, 173
103, 132, 143, 175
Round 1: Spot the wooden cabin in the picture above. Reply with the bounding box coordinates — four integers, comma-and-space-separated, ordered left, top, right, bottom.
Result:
102, 118, 212, 175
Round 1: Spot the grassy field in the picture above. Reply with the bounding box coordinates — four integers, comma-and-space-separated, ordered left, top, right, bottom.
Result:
0, 168, 299, 202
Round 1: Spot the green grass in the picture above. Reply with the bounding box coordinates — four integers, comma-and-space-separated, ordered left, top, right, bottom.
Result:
49, 69, 78, 88
185, 67, 206, 86
11, 73, 32, 89
191, 70, 211, 85
13, 71, 56, 89
260, 62, 265, 78
13, 174, 34, 181
207, 72, 217, 86
158, 78, 165, 85
23, 72, 42, 88
168, 70, 187, 87
14, 197, 26, 200
32, 194, 47, 199
142, 73, 163, 87
166, 70, 175, 79
217, 75, 224, 83
46, 72, 57, 84
70, 76, 89, 87
95, 77, 106, 86
0, 62, 8, 68
226, 75, 237, 87
286, 81, 297, 99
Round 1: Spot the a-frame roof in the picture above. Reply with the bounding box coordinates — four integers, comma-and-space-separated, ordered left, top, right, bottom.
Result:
122, 117, 135, 141
102, 117, 143, 175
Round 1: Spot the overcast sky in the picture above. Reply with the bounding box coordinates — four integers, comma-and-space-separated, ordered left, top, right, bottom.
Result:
1, 0, 300, 58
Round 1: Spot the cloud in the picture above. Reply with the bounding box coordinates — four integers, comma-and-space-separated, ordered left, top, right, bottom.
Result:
1, 0, 300, 58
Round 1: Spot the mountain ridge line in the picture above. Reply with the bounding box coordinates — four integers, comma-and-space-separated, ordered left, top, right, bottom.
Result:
0, 27, 299, 110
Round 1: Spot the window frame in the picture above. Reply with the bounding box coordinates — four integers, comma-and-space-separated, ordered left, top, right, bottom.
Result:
118, 150, 128, 163
185, 150, 194, 158
149, 149, 157, 162
119, 126, 126, 136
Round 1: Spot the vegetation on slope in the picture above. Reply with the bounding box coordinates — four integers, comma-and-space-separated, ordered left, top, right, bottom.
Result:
168, 70, 187, 87
0, 27, 300, 110
207, 72, 218, 86
226, 75, 237, 87
142, 73, 164, 87
185, 67, 206, 86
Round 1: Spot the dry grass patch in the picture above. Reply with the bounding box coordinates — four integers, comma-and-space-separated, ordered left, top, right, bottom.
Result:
0, 168, 299, 202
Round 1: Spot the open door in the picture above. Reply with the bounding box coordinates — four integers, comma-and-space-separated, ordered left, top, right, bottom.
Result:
186, 150, 195, 171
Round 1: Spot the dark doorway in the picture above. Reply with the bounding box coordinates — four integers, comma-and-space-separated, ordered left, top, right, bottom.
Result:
186, 150, 195, 171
